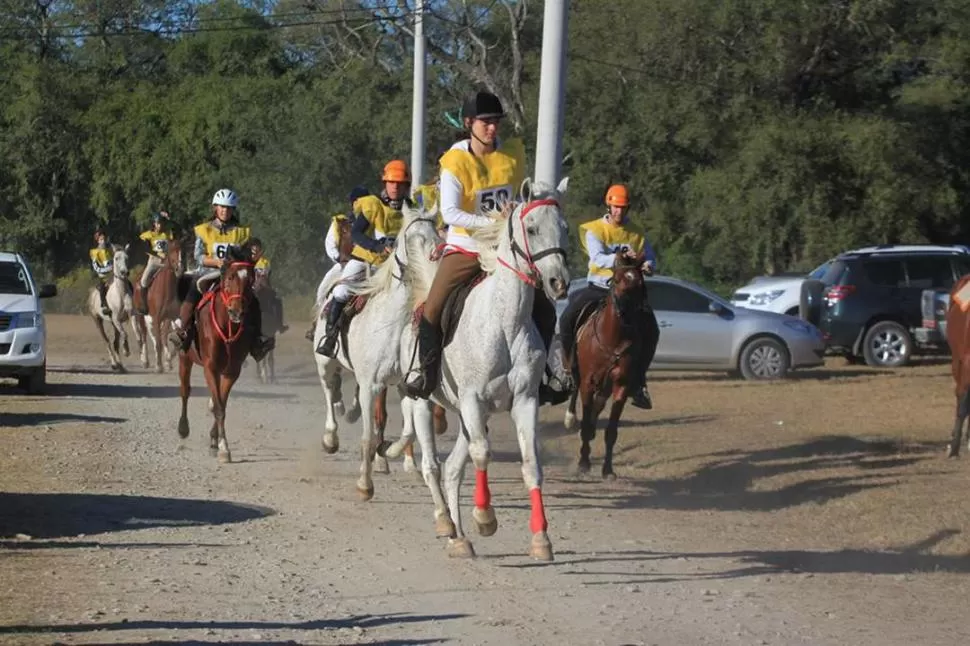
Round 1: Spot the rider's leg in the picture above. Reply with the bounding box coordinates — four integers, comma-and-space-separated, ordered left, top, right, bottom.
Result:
97, 279, 111, 315
531, 288, 570, 404
628, 304, 660, 410
316, 259, 367, 358
559, 285, 608, 374
248, 296, 275, 362
404, 252, 482, 399
275, 294, 288, 333
135, 256, 161, 315
170, 270, 217, 351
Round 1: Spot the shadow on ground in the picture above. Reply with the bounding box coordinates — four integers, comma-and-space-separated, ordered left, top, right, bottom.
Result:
0, 492, 275, 540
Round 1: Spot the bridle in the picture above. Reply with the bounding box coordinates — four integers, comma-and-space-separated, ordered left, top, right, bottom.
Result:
496, 198, 568, 288
392, 216, 438, 282
210, 261, 254, 356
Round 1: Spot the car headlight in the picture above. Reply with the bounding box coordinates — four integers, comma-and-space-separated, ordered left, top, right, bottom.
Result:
748, 289, 785, 305
13, 312, 42, 328
783, 319, 815, 335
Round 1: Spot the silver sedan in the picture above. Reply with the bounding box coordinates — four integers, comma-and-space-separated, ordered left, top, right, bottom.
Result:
554, 276, 825, 380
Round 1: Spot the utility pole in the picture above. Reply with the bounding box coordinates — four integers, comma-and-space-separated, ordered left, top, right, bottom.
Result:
534, 0, 570, 187
410, 0, 427, 186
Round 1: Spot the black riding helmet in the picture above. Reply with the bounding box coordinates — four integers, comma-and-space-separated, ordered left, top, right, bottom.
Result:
461, 91, 505, 122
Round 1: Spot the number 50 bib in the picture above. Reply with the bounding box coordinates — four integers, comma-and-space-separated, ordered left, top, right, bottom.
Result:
475, 185, 513, 215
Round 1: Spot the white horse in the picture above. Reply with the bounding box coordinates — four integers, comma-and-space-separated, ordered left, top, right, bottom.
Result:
87, 244, 142, 372
312, 204, 454, 535
397, 177, 570, 561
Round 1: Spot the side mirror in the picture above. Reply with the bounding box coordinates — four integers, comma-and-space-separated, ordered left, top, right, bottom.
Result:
708, 301, 724, 314
38, 284, 57, 299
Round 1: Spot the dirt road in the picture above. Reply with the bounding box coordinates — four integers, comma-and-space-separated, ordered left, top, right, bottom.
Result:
1, 315, 968, 645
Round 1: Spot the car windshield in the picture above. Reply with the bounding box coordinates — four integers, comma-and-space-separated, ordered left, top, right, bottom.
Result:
0, 261, 32, 295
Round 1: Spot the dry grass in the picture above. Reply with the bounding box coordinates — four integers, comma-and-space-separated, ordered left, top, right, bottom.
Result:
540, 357, 970, 567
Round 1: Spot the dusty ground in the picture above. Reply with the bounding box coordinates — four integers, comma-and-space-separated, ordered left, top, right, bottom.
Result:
1, 314, 969, 645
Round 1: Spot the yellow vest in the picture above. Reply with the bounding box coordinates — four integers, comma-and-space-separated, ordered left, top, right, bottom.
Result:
412, 182, 439, 212
139, 229, 173, 258
578, 216, 645, 281
438, 137, 525, 238
194, 221, 251, 261
89, 247, 112, 268
351, 195, 403, 265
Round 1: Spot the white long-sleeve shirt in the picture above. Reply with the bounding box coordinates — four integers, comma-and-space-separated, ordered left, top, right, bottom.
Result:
325, 222, 340, 264
439, 139, 502, 253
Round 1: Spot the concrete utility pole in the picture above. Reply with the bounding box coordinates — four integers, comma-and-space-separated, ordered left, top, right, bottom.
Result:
410, 0, 427, 186
534, 0, 570, 187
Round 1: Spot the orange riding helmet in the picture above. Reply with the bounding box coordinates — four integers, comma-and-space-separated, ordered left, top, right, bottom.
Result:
382, 160, 411, 183
605, 184, 630, 207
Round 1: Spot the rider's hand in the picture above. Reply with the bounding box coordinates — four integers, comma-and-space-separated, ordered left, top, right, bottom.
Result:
498, 201, 514, 220
383, 245, 394, 256
642, 260, 655, 275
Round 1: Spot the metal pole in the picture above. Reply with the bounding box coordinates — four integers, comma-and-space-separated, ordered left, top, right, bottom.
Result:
534, 0, 569, 187
410, 0, 427, 186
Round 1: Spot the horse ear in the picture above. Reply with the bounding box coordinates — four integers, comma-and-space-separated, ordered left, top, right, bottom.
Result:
556, 176, 569, 196
520, 177, 533, 203
124, 243, 130, 252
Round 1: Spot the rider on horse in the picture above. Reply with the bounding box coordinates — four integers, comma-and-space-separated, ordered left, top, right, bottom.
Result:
249, 237, 288, 334
403, 90, 559, 402
134, 211, 175, 315
90, 228, 116, 316
168, 188, 274, 361
558, 183, 659, 410
316, 162, 412, 358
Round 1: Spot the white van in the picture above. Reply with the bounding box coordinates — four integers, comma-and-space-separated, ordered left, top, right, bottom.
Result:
0, 252, 57, 393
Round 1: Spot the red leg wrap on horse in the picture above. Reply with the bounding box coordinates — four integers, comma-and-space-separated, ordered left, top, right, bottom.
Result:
474, 469, 491, 510
529, 488, 548, 534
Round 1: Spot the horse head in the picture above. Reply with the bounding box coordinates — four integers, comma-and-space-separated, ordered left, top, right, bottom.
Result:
611, 253, 646, 317
398, 200, 442, 270
166, 236, 187, 276
112, 244, 130, 278
220, 248, 255, 325
506, 176, 571, 300
337, 217, 354, 263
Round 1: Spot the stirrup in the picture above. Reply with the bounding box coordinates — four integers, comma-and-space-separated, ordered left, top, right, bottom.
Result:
315, 330, 339, 358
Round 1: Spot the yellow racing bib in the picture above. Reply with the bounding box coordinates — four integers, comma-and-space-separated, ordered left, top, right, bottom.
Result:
578, 216, 645, 281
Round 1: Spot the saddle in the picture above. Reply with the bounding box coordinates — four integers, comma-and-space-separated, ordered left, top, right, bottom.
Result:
414, 271, 487, 348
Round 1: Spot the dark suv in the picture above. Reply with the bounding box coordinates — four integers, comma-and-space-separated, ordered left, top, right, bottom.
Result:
799, 245, 970, 367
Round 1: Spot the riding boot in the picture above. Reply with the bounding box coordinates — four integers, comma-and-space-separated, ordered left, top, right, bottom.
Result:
315, 299, 347, 358
169, 299, 196, 352
98, 282, 111, 316
276, 295, 288, 334
627, 354, 653, 410
249, 298, 275, 362
403, 316, 441, 399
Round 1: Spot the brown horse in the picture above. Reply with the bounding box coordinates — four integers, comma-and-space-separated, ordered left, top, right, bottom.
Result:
134, 237, 188, 373
564, 255, 651, 479
177, 259, 258, 463
370, 386, 450, 474
945, 274, 970, 457
253, 273, 284, 384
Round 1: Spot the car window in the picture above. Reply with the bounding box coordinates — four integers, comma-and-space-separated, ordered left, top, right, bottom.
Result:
820, 260, 848, 286
906, 256, 954, 289
861, 259, 905, 287
647, 282, 711, 313
808, 260, 832, 280
952, 256, 970, 280
0, 261, 32, 295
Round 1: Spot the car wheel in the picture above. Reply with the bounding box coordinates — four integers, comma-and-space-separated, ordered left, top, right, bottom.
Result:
18, 362, 46, 395
799, 280, 824, 326
739, 337, 790, 380
862, 321, 911, 368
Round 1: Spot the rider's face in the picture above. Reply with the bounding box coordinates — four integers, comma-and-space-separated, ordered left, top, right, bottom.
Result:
470, 117, 500, 146
214, 205, 233, 222
251, 246, 262, 259
95, 233, 106, 246
385, 181, 407, 201
608, 205, 628, 224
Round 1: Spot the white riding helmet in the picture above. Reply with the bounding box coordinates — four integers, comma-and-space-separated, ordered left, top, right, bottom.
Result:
211, 188, 239, 208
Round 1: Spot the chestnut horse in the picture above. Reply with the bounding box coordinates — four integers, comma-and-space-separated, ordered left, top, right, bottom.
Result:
176, 256, 258, 463
945, 274, 970, 457
563, 254, 652, 479
135, 236, 188, 373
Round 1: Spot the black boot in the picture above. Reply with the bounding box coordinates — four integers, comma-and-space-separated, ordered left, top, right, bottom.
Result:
98, 283, 111, 316
627, 362, 653, 410
168, 299, 196, 353
403, 316, 441, 399
249, 298, 275, 362
315, 299, 347, 358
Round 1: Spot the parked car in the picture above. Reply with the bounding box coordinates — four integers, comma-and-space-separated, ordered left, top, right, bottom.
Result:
916, 288, 951, 349
0, 252, 57, 393
731, 245, 967, 316
799, 244, 970, 367
555, 276, 825, 380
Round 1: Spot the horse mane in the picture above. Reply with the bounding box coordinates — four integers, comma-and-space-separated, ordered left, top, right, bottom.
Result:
359, 201, 434, 299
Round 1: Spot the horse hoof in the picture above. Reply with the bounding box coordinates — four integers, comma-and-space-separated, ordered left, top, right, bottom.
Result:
946, 444, 960, 458
209, 447, 219, 458
375, 440, 393, 458
345, 405, 361, 424
529, 531, 554, 562
403, 456, 417, 474
333, 401, 346, 417
177, 418, 190, 439
447, 538, 476, 559
564, 411, 577, 431
576, 461, 591, 476
356, 485, 375, 502
142, 359, 150, 369
435, 513, 457, 538
322, 433, 339, 454
207, 398, 214, 413
603, 472, 617, 482
473, 506, 498, 537
218, 450, 232, 464
372, 455, 390, 475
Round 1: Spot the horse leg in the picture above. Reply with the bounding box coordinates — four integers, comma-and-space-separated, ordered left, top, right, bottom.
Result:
407, 396, 453, 538
115, 315, 131, 358
201, 365, 223, 459
372, 387, 390, 475
316, 358, 341, 454
948, 388, 970, 458
177, 354, 192, 439
432, 404, 448, 436
443, 425, 474, 558
134, 316, 149, 368
332, 367, 346, 418
94, 317, 121, 370
267, 347, 276, 384
510, 394, 553, 561
149, 316, 164, 373
459, 396, 497, 538
216, 372, 238, 464
564, 389, 579, 431
355, 385, 378, 501
578, 389, 607, 475
602, 389, 628, 481
345, 383, 362, 424
161, 320, 176, 371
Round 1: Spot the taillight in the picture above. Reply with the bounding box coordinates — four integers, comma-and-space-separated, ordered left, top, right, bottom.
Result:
923, 318, 937, 330
824, 285, 855, 303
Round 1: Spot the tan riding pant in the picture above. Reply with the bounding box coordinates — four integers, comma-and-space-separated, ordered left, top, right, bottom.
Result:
140, 255, 164, 288
422, 252, 482, 325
